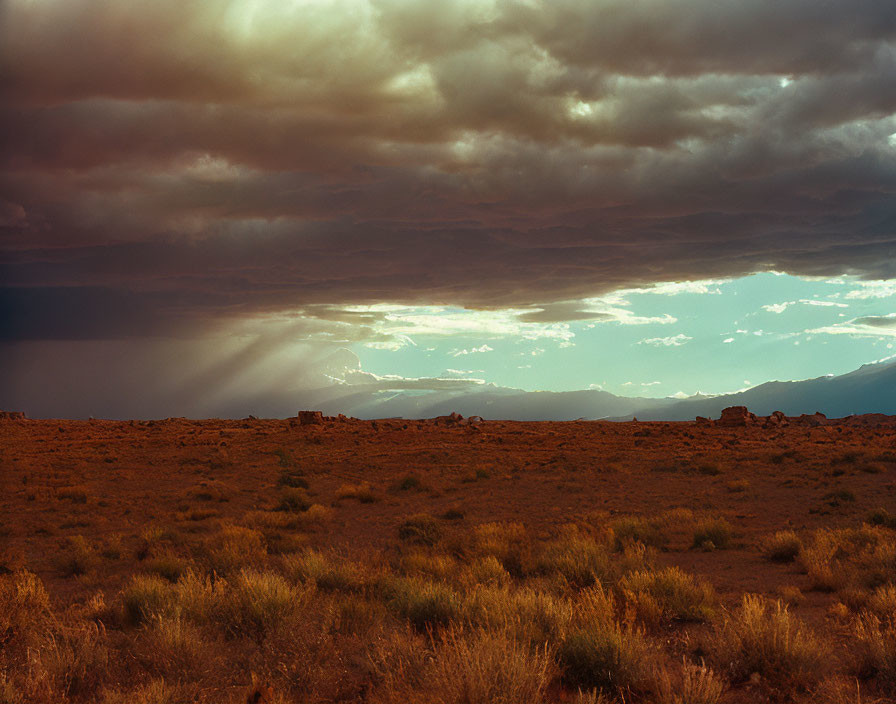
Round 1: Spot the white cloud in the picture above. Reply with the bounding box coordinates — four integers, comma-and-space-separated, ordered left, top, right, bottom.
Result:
722, 337, 735, 343
807, 314, 896, 338
845, 281, 896, 300
761, 299, 848, 313
450, 344, 494, 357
638, 333, 692, 347
641, 381, 661, 386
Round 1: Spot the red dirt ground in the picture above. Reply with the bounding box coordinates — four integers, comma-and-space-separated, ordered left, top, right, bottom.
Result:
3, 416, 894, 607
2, 415, 895, 702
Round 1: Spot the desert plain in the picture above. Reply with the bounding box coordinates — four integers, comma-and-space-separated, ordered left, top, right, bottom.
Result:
1, 411, 895, 704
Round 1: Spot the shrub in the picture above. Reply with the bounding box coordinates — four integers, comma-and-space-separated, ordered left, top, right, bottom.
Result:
763, 531, 802, 563
801, 526, 896, 592
283, 549, 365, 592
867, 508, 896, 529
868, 584, 896, 619
473, 522, 532, 577
228, 569, 299, 637
823, 489, 856, 507
559, 620, 650, 693
538, 528, 613, 588
441, 508, 465, 521
465, 584, 573, 646
464, 556, 511, 588
57, 485, 89, 503
145, 613, 204, 673
620, 567, 716, 623
277, 469, 308, 489
276, 487, 311, 512
726, 479, 750, 493
395, 474, 423, 491
187, 481, 227, 502
380, 577, 461, 631
335, 482, 377, 503
204, 525, 266, 574
691, 518, 734, 550
776, 585, 806, 607
101, 679, 182, 704
610, 516, 666, 550
653, 659, 726, 704
398, 514, 442, 546
172, 571, 227, 625
144, 553, 190, 582
37, 622, 109, 699
122, 574, 171, 625
0, 570, 50, 644
851, 612, 896, 685
401, 550, 457, 581
56, 535, 97, 576
713, 594, 827, 689
425, 627, 556, 704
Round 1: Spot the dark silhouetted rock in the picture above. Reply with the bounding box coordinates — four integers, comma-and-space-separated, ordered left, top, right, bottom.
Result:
763, 410, 789, 428
298, 411, 324, 425
717, 406, 758, 427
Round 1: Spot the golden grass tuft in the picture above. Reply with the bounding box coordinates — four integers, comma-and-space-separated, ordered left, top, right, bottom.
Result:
203, 524, 266, 574
620, 566, 716, 624
653, 659, 726, 704
762, 530, 802, 563
851, 612, 896, 686
712, 594, 827, 689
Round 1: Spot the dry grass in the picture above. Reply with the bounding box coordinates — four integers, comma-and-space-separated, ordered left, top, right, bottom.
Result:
763, 530, 803, 563
335, 482, 378, 503
653, 659, 726, 704
691, 518, 734, 550
851, 612, 896, 686
712, 594, 828, 690
398, 513, 442, 546
801, 525, 896, 592
5, 419, 896, 704
620, 566, 716, 624
203, 524, 266, 574
558, 619, 651, 694
420, 627, 556, 704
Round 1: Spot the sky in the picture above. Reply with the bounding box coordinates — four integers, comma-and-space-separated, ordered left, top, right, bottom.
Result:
1, 0, 896, 418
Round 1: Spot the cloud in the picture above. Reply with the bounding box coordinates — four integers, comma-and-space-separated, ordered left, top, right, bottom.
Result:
845, 281, 896, 299
808, 314, 896, 338
853, 315, 896, 329
1, 0, 894, 345
450, 344, 494, 356
761, 299, 849, 314
638, 333, 693, 347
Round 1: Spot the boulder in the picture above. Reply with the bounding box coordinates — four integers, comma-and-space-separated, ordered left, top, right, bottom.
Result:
297, 411, 324, 425
717, 406, 758, 427
763, 410, 789, 428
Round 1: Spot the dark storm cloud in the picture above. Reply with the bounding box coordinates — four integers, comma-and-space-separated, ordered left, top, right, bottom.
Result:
853, 315, 896, 329
2, 0, 895, 340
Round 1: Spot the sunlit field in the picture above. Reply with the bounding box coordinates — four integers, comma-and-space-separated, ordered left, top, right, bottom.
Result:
2, 415, 895, 703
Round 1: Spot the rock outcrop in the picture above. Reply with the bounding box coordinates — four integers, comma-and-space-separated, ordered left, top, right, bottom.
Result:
763, 410, 789, 428
717, 406, 758, 427
297, 411, 324, 425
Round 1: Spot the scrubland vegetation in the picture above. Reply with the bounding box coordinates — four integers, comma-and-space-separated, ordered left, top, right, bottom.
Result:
1, 417, 895, 702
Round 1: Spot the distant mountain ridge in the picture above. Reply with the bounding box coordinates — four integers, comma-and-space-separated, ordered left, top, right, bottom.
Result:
337, 358, 896, 421
624, 358, 896, 421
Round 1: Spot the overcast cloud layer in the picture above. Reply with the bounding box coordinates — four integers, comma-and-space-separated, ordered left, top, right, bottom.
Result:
2, 0, 896, 342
